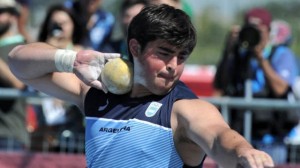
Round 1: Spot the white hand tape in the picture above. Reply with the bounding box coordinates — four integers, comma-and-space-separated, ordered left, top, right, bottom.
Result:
54, 49, 77, 72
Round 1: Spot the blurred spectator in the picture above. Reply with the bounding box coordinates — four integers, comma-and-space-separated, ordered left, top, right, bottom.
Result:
0, 0, 29, 150
110, 0, 149, 60
35, 3, 85, 152
64, 0, 115, 52
38, 4, 84, 51
214, 7, 298, 105
269, 20, 300, 100
213, 7, 298, 163
212, 25, 241, 97
16, 0, 33, 42
270, 20, 292, 47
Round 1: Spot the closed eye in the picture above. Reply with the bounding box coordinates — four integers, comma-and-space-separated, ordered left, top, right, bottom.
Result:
178, 55, 188, 61
158, 51, 171, 57
156, 46, 189, 62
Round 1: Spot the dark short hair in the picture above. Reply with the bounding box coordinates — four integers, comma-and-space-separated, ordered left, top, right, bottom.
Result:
0, 7, 19, 16
127, 4, 197, 62
38, 4, 83, 45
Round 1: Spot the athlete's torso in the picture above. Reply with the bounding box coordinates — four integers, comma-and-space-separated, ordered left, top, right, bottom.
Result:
84, 81, 203, 168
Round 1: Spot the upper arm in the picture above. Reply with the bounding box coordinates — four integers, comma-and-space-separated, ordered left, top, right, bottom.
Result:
173, 99, 255, 167
273, 48, 298, 85
173, 99, 230, 154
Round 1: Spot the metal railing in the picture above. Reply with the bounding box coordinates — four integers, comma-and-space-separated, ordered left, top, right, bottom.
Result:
1, 88, 300, 151
0, 88, 85, 153
200, 96, 300, 142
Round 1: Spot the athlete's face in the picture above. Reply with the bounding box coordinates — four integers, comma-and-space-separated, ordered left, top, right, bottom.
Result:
132, 39, 189, 96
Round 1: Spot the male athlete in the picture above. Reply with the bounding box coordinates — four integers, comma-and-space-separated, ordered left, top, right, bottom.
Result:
9, 4, 274, 168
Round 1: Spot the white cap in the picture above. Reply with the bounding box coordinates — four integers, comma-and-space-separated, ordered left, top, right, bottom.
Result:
0, 0, 17, 8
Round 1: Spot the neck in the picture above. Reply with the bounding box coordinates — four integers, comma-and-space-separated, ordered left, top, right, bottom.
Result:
0, 30, 14, 39
130, 83, 152, 98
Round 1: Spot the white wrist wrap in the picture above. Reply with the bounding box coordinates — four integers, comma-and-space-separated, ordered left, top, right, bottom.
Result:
54, 49, 77, 72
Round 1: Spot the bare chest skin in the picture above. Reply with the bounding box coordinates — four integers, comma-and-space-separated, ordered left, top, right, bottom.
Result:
171, 110, 206, 166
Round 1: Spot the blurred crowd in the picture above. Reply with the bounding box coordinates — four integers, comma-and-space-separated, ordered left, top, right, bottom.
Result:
0, 0, 300, 164
213, 7, 300, 163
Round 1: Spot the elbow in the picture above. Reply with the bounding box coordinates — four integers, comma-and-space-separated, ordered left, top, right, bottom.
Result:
8, 44, 26, 68
8, 45, 25, 59
8, 45, 26, 79
273, 83, 290, 98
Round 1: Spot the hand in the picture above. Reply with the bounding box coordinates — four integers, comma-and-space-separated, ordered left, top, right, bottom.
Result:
254, 43, 264, 62
254, 25, 269, 61
73, 50, 120, 92
237, 148, 274, 168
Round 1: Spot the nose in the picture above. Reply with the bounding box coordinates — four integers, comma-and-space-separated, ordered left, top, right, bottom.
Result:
166, 57, 177, 73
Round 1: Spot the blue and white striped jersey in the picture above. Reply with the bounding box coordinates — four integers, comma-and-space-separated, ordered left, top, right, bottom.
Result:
84, 81, 204, 168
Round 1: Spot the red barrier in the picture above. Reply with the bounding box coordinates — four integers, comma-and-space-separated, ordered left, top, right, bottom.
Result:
0, 152, 86, 168
180, 65, 216, 97
0, 152, 295, 168
0, 152, 218, 168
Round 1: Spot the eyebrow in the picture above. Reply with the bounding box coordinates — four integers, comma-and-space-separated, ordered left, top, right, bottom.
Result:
158, 46, 175, 53
158, 46, 189, 55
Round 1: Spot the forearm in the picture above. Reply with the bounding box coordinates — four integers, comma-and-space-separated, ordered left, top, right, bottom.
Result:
8, 42, 60, 80
211, 128, 253, 167
259, 58, 289, 96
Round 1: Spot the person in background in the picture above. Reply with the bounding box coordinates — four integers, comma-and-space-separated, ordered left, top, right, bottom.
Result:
0, 0, 29, 151
35, 3, 85, 152
64, 0, 115, 52
269, 20, 300, 149
213, 8, 298, 164
9, 4, 274, 167
214, 8, 298, 99
269, 19, 300, 99
38, 4, 84, 51
16, 0, 33, 43
270, 20, 293, 47
110, 0, 149, 60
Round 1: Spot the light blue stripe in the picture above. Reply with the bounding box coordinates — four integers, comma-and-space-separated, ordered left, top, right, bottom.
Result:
85, 118, 183, 168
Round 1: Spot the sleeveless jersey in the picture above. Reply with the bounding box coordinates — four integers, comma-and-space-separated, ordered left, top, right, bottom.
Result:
84, 81, 204, 168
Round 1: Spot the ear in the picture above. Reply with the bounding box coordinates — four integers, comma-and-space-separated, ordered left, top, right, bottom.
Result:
128, 39, 140, 58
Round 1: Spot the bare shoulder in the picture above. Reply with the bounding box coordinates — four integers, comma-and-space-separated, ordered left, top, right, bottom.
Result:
173, 99, 222, 120
172, 98, 228, 134
171, 99, 230, 151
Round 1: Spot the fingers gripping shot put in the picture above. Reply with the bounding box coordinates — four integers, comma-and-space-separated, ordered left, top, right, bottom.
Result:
100, 58, 133, 94
8, 4, 274, 168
